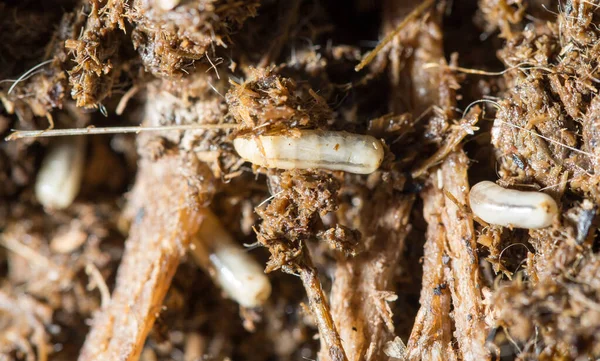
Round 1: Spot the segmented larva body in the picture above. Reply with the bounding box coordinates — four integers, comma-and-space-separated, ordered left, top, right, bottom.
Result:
35, 136, 86, 210
190, 209, 271, 308
233, 130, 385, 174
469, 181, 559, 229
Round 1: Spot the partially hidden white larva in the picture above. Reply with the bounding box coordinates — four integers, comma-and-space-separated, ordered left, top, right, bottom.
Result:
468, 181, 559, 229
190, 209, 271, 308
35, 136, 86, 210
233, 130, 385, 174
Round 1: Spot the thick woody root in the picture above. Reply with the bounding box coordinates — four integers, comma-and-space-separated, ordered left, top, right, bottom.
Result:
77, 154, 205, 361
440, 151, 490, 361
406, 183, 457, 361
326, 195, 414, 361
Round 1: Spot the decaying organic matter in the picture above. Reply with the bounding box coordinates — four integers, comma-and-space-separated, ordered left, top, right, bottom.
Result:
3, 0, 600, 360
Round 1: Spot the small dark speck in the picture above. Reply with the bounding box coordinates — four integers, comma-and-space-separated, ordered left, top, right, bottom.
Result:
511, 153, 525, 170
433, 283, 447, 296
467, 314, 473, 321
352, 327, 357, 332
334, 143, 340, 151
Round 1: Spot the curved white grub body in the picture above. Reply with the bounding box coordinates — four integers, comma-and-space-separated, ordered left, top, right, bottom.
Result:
233, 130, 385, 174
35, 136, 86, 210
190, 209, 271, 308
469, 181, 559, 229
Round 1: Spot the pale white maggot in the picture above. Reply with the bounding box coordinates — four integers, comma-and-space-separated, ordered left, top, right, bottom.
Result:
469, 181, 558, 229
35, 136, 86, 210
190, 209, 271, 308
233, 130, 384, 174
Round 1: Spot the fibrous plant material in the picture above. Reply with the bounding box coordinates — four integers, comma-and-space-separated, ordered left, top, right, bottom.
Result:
406, 180, 457, 361
491, 199, 600, 359
477, 0, 525, 39
0, 1, 75, 117
65, 0, 129, 109
255, 169, 354, 361
327, 195, 414, 361
491, 0, 600, 201
129, 0, 260, 77
323, 3, 449, 361
441, 151, 490, 361
379, 0, 445, 115
78, 154, 205, 361
226, 67, 331, 133
483, 3, 600, 357
76, 69, 231, 360
411, 106, 481, 179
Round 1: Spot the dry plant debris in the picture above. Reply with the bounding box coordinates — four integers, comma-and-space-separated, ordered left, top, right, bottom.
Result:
2, 0, 600, 360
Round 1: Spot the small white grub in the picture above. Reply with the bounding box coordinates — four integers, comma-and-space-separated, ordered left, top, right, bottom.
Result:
190, 209, 271, 308
233, 130, 385, 174
469, 181, 559, 229
157, 0, 180, 11
35, 136, 86, 210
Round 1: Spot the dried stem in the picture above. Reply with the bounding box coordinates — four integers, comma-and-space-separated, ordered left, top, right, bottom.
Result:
406, 183, 458, 361
299, 247, 348, 361
6, 124, 238, 141
440, 151, 490, 361
77, 155, 205, 361
326, 195, 414, 361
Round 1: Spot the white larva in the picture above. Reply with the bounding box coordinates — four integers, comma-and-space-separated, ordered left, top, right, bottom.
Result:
468, 181, 559, 229
35, 136, 86, 210
189, 209, 271, 308
233, 130, 385, 174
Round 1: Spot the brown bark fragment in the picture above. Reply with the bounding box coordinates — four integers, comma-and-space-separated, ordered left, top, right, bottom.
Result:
326, 195, 414, 361
406, 183, 458, 361
77, 155, 204, 361
441, 151, 490, 361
